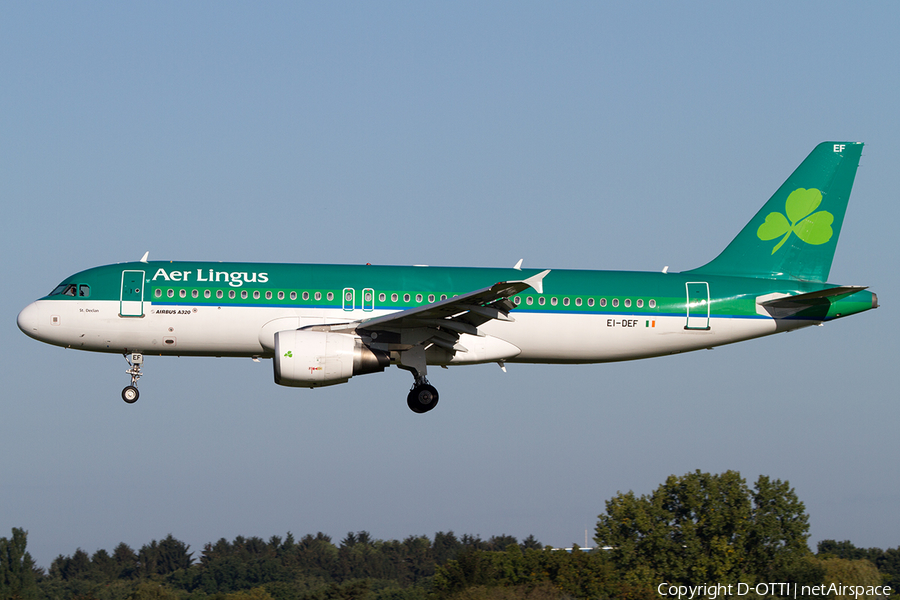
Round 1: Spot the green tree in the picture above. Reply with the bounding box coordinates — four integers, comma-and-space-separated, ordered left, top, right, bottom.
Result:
0, 528, 40, 600
433, 546, 636, 600
594, 470, 811, 586
129, 580, 182, 599
876, 547, 900, 591
817, 540, 875, 561
226, 587, 276, 600
745, 475, 811, 578
820, 557, 884, 600
138, 534, 193, 577
520, 536, 542, 551
486, 536, 518, 552
112, 542, 139, 579
90, 548, 117, 580
432, 532, 462, 565
818, 540, 900, 591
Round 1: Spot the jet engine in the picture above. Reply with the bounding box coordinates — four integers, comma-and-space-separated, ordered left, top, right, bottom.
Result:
273, 330, 390, 388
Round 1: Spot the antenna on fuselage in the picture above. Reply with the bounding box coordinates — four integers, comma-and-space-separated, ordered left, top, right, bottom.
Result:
140, 251, 149, 263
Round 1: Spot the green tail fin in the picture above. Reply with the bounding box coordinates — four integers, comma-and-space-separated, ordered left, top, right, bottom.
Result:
687, 142, 863, 282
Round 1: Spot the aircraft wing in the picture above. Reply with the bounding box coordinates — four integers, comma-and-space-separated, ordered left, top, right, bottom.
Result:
308, 270, 550, 354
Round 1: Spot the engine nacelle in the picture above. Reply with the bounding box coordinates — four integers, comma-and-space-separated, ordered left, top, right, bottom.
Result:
273, 330, 390, 388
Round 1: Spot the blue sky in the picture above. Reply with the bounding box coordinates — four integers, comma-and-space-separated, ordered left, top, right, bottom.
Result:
2, 2, 898, 568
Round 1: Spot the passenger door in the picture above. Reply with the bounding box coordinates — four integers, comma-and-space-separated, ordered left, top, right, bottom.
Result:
685, 282, 710, 330
120, 270, 145, 317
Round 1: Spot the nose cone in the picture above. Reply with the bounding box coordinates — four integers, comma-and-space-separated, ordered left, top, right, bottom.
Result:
17, 301, 43, 340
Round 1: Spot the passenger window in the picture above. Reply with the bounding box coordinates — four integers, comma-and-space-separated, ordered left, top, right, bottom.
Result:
291, 292, 298, 300
391, 293, 398, 302
326, 292, 334, 301
167, 289, 174, 298
229, 290, 236, 299
563, 298, 570, 306
600, 298, 607, 307
551, 297, 558, 306
587, 298, 594, 307
636, 299, 643, 308
155, 289, 162, 298
192, 290, 199, 298
277, 291, 284, 300
216, 290, 224, 299
241, 291, 248, 299
624, 299, 631, 308
526, 297, 533, 305
265, 291, 272, 300
612, 298, 619, 307
379, 293, 386, 302
416, 294, 423, 302
302, 292, 309, 300
514, 296, 521, 305
403, 294, 410, 302
205, 290, 211, 299
539, 297, 546, 306
315, 292, 321, 301
649, 299, 657, 308
575, 298, 581, 307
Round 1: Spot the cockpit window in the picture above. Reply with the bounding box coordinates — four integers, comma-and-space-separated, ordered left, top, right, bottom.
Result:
49, 283, 89, 297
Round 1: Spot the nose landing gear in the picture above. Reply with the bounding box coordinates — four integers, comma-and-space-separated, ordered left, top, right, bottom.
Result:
122, 352, 143, 403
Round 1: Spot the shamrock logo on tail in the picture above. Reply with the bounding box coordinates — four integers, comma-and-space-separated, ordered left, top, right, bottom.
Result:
757, 188, 834, 254
284, 351, 293, 358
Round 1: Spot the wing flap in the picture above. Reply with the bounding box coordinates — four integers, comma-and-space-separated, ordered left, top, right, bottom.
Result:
294, 270, 550, 361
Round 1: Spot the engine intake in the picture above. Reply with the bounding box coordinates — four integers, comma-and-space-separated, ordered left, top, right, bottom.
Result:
274, 330, 389, 388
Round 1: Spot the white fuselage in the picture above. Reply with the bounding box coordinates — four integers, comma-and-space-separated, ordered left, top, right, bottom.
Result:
18, 297, 791, 365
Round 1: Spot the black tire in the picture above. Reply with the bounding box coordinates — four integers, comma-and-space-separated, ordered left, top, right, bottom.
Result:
407, 384, 439, 413
122, 386, 139, 403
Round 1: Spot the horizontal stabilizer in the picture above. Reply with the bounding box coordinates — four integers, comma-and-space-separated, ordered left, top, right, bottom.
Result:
758, 286, 868, 318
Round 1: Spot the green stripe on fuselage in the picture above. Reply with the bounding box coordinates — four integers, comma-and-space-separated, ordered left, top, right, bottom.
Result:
42, 261, 875, 322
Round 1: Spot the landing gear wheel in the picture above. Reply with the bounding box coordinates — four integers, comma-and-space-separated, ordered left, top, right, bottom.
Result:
122, 385, 139, 404
407, 384, 439, 413
122, 353, 144, 403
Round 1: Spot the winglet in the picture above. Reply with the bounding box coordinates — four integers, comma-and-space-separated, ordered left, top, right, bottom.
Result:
513, 259, 524, 271
522, 270, 550, 294
140, 251, 149, 263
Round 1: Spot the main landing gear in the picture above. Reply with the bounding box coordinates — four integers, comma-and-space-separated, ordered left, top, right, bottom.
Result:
407, 378, 439, 414
122, 352, 143, 404
398, 347, 439, 413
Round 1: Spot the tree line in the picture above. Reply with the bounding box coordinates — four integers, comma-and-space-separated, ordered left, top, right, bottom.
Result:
1, 470, 897, 600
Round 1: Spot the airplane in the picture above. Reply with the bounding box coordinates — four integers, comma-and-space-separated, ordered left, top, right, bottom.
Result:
17, 142, 877, 413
